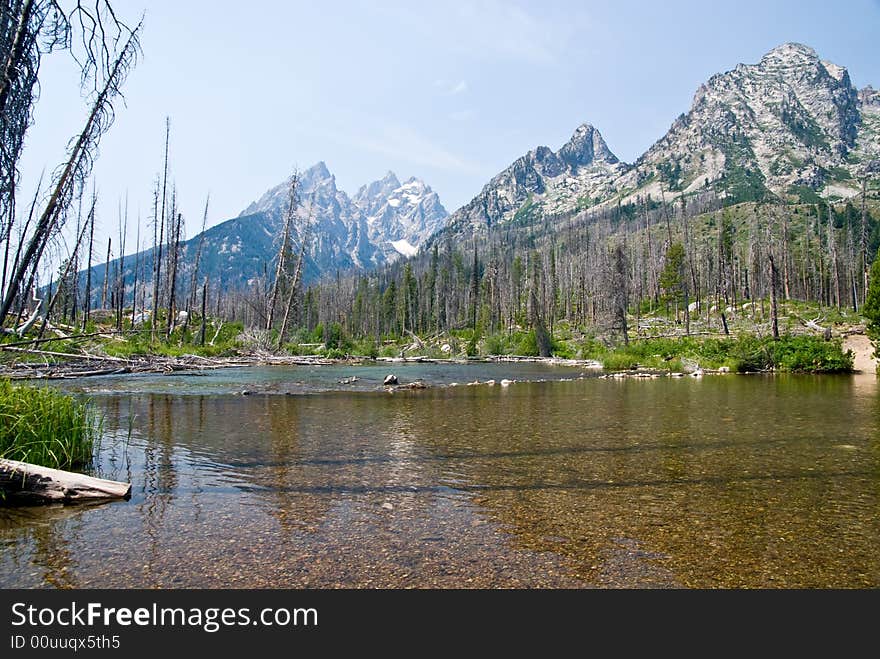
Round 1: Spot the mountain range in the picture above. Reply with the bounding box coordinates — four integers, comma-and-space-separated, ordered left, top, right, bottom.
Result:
78, 42, 878, 300
237, 163, 448, 276
79, 164, 448, 296
440, 42, 879, 240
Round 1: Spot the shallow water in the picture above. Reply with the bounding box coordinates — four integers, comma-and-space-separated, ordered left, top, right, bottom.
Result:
2, 365, 878, 588
56, 361, 593, 395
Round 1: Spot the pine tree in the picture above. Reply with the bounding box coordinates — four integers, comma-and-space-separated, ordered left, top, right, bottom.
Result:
862, 247, 880, 360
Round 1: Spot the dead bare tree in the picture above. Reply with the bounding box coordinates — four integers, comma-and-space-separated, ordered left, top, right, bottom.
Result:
166, 210, 182, 338
181, 194, 209, 338
150, 117, 170, 341
100, 235, 110, 307
129, 210, 140, 327
38, 212, 93, 337
81, 189, 95, 328
277, 212, 311, 348
266, 171, 298, 331
115, 192, 127, 330
199, 277, 207, 346
0, 13, 141, 328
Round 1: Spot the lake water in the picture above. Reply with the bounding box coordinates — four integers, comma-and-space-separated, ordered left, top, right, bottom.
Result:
1, 364, 878, 588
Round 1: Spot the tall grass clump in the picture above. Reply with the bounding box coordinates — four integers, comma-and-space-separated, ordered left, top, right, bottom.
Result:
0, 380, 102, 470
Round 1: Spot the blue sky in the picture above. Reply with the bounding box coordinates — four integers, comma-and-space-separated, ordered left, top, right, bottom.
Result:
19, 0, 880, 255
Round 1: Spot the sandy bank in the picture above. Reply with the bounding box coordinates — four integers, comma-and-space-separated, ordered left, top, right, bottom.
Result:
843, 333, 876, 374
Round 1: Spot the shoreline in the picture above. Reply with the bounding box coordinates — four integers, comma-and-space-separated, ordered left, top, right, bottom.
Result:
0, 348, 861, 381
0, 328, 863, 381
0, 353, 606, 381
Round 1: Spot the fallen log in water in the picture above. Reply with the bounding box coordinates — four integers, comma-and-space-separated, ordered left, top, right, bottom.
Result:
0, 458, 131, 504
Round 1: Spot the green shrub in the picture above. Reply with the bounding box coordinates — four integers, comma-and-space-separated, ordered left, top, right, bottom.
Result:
594, 334, 852, 374
482, 334, 507, 356
324, 322, 348, 351
601, 351, 640, 370
515, 330, 539, 356
380, 344, 400, 358
551, 341, 576, 359
350, 339, 379, 359
769, 335, 853, 373
0, 380, 102, 470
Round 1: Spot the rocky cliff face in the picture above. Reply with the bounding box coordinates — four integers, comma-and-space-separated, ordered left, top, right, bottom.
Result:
854, 85, 880, 176
352, 172, 448, 259
441, 42, 878, 241
238, 162, 448, 279
619, 42, 867, 203
442, 123, 628, 237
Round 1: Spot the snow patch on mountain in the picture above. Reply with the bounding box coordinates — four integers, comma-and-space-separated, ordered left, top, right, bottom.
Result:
238, 163, 448, 276
390, 239, 418, 257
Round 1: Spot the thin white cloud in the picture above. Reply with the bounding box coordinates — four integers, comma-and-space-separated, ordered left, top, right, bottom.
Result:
434, 79, 469, 95
324, 123, 486, 175
376, 1, 591, 65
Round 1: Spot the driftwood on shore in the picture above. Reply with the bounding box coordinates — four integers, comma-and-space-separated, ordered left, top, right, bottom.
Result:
0, 348, 348, 380
0, 458, 131, 504
0, 341, 610, 380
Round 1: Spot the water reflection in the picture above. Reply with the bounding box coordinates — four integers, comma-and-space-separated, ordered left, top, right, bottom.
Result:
1, 371, 878, 588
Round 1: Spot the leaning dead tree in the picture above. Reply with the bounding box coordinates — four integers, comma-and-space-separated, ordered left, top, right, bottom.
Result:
265, 171, 299, 331
0, 0, 63, 247
180, 194, 209, 338
277, 209, 312, 348
0, 3, 141, 330
1, 0, 138, 256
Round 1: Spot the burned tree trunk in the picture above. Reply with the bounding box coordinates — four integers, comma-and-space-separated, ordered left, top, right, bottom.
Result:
768, 251, 780, 340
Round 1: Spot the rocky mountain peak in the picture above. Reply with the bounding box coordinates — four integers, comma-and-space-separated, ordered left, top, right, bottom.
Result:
381, 170, 400, 184
299, 160, 336, 193
402, 175, 426, 188
439, 42, 875, 243
759, 42, 819, 66
615, 41, 865, 205
359, 175, 448, 258
822, 60, 848, 83
239, 163, 447, 272
354, 171, 402, 205
860, 86, 880, 106
311, 160, 331, 177
558, 123, 619, 168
